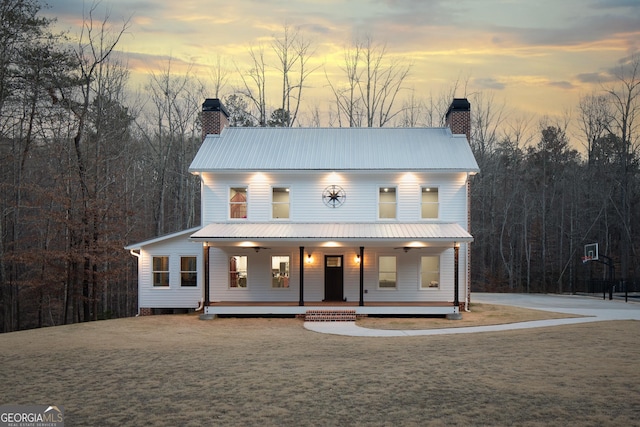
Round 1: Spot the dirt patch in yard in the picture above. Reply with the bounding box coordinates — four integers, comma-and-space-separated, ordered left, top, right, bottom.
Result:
0, 304, 638, 426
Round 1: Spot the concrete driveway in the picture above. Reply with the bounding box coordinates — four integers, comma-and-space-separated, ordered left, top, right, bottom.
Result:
304, 293, 640, 337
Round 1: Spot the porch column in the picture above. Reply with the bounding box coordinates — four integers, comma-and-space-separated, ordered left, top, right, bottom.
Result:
204, 245, 210, 306
453, 244, 459, 309
359, 246, 364, 306
299, 246, 304, 306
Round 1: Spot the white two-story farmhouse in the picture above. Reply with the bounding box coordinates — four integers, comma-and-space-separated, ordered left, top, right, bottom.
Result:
125, 98, 479, 318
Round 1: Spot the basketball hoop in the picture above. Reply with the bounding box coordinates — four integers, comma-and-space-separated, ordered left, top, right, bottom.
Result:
582, 256, 592, 264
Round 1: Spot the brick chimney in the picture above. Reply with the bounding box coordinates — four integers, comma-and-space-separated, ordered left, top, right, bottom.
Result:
201, 98, 230, 140
445, 98, 471, 141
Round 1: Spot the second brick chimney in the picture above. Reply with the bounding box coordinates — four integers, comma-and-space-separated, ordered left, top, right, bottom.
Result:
202, 98, 230, 140
445, 98, 471, 141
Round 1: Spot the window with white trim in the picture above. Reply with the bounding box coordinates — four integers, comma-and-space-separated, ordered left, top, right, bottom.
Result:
229, 256, 247, 288
180, 256, 197, 287
421, 256, 440, 289
152, 256, 169, 287
272, 187, 290, 219
421, 187, 439, 219
378, 256, 397, 289
271, 256, 290, 288
230, 187, 247, 219
379, 187, 396, 219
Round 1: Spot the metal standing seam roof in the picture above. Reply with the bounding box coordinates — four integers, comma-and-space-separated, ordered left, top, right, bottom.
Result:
189, 222, 473, 243
189, 127, 479, 172
124, 227, 201, 250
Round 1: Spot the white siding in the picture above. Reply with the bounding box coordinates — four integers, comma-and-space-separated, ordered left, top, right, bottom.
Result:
360, 247, 455, 302
137, 235, 203, 309
200, 171, 470, 227
209, 248, 300, 302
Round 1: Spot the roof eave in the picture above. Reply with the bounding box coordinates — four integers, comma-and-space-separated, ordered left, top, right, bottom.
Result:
189, 168, 480, 174
190, 237, 473, 247
124, 226, 202, 250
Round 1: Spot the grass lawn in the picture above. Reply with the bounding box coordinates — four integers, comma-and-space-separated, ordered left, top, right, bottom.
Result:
1, 304, 638, 426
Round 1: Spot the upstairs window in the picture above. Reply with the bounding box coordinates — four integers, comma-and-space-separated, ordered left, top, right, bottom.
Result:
378, 256, 397, 289
379, 187, 397, 219
421, 187, 439, 219
180, 256, 197, 287
229, 256, 247, 288
421, 256, 440, 289
272, 187, 290, 219
152, 256, 169, 287
230, 187, 247, 219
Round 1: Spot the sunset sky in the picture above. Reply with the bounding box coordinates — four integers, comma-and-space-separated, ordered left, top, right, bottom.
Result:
46, 0, 640, 127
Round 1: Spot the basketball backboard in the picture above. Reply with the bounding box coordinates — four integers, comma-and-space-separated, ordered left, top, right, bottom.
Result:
584, 243, 599, 261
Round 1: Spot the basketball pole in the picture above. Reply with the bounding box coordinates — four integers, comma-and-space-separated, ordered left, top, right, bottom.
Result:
585, 254, 615, 300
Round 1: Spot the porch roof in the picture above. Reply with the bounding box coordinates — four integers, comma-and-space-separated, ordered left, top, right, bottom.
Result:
190, 222, 473, 246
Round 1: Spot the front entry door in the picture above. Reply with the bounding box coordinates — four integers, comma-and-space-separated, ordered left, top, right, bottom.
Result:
324, 255, 344, 301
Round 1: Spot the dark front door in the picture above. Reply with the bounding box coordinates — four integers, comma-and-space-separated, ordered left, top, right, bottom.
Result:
324, 255, 344, 301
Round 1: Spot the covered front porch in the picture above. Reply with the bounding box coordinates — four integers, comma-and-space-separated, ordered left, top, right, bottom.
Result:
191, 222, 472, 317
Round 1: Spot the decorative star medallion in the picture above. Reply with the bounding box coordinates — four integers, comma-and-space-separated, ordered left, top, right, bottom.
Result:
322, 185, 346, 208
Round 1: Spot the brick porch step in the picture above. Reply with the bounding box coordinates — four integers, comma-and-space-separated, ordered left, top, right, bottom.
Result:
304, 309, 357, 322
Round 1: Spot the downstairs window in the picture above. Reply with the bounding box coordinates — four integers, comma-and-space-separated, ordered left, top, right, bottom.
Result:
378, 256, 397, 289
229, 256, 248, 288
421, 256, 440, 289
152, 256, 169, 287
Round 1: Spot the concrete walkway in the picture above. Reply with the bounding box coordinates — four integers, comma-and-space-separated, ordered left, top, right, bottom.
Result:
303, 293, 640, 337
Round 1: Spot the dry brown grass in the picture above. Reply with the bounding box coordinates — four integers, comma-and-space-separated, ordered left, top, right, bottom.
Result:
357, 302, 581, 329
0, 305, 639, 426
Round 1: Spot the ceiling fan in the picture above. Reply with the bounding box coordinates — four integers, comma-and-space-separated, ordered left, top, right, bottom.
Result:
394, 247, 412, 253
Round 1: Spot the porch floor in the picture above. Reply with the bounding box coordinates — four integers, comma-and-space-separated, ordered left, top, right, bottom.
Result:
204, 301, 458, 316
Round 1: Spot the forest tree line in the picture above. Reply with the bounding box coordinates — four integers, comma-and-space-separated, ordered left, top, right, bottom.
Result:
0, 0, 638, 331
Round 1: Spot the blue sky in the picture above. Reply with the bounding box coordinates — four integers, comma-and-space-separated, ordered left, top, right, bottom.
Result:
45, 0, 640, 123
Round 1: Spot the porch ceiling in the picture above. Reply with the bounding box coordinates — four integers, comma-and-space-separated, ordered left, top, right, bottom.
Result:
190, 222, 473, 247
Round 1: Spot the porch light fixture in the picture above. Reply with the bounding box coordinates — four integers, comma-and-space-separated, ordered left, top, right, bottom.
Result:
306, 253, 313, 264
355, 254, 361, 264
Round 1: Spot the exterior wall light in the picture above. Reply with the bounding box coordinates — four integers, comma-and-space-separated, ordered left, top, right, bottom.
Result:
355, 254, 361, 264
306, 254, 313, 264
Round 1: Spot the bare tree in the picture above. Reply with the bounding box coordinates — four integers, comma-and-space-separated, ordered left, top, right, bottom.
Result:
603, 53, 640, 278
326, 41, 363, 127
209, 54, 230, 99
237, 45, 267, 126
327, 36, 411, 127
578, 93, 611, 164
55, 2, 130, 322
422, 76, 470, 127
0, 0, 74, 331
396, 89, 423, 127
360, 37, 412, 127
141, 59, 205, 235
272, 24, 306, 126
236, 24, 317, 127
